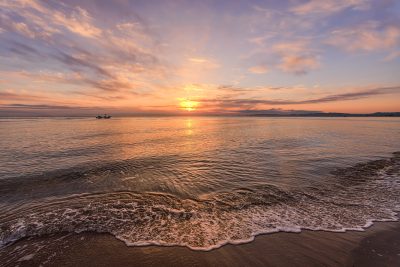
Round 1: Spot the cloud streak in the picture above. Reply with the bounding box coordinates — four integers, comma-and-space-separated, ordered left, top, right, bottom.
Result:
198, 86, 400, 108
0, 0, 399, 115
248, 65, 268, 74
327, 21, 400, 52
0, 0, 163, 96
291, 0, 369, 15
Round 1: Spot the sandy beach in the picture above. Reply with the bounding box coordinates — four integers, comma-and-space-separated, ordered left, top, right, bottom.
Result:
2, 0, 400, 265
1, 118, 400, 266
1, 221, 399, 267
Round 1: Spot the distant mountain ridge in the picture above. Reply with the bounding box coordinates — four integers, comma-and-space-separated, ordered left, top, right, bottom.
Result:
242, 111, 400, 117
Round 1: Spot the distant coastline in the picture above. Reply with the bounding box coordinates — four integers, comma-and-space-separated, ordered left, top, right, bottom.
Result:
1, 112, 400, 118
242, 112, 400, 117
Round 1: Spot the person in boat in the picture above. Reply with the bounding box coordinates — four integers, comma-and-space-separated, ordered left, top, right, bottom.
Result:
96, 114, 112, 119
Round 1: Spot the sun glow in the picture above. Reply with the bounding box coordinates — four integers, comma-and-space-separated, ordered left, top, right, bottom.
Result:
179, 98, 199, 111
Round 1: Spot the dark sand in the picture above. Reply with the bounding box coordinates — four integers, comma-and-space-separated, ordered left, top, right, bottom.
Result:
1, 221, 400, 267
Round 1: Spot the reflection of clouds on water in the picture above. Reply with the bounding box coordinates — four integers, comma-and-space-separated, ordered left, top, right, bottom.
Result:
0, 117, 400, 250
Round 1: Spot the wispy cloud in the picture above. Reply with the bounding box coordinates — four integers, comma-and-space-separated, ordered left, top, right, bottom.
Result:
198, 86, 400, 109
273, 40, 321, 75
279, 55, 319, 75
246, 0, 399, 76
291, 0, 370, 15
52, 6, 102, 38
247, 34, 321, 75
0, 92, 48, 102
0, 0, 399, 115
0, 103, 106, 117
326, 21, 400, 53
0, 0, 101, 38
188, 57, 220, 69
0, 0, 164, 98
248, 65, 268, 74
53, 50, 113, 78
5, 41, 40, 58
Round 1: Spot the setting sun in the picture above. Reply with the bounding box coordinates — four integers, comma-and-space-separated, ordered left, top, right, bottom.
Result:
179, 99, 199, 111
1, 1, 400, 266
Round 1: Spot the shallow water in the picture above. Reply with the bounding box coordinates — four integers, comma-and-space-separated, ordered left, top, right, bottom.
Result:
0, 117, 399, 250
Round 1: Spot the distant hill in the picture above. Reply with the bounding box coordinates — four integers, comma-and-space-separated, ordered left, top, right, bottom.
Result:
241, 111, 400, 117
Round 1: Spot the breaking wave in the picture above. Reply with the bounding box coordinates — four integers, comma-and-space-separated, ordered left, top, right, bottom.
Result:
1, 152, 399, 250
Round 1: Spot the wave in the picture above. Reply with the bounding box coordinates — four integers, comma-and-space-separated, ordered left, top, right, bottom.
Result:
0, 152, 399, 250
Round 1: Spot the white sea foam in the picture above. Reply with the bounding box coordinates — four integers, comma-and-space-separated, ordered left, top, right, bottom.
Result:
0, 153, 399, 251
18, 253, 35, 262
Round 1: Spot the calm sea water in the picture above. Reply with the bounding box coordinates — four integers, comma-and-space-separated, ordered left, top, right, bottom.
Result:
0, 117, 399, 250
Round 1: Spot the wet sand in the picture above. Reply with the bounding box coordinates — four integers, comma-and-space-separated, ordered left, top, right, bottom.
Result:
1, 221, 400, 267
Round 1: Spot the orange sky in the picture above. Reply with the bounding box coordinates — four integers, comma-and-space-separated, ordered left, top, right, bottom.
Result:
0, 0, 399, 116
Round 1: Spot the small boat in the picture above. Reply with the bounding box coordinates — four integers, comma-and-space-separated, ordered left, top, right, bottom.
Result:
96, 114, 112, 119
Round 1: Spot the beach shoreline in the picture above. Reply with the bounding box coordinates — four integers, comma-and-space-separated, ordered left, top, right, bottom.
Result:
1, 220, 400, 267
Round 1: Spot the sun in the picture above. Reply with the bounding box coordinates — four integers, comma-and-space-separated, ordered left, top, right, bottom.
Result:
179, 98, 199, 111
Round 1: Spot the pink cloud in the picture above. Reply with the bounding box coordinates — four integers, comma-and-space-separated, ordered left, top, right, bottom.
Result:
291, 0, 369, 15
272, 40, 320, 74
327, 22, 400, 52
279, 55, 319, 75
248, 65, 268, 74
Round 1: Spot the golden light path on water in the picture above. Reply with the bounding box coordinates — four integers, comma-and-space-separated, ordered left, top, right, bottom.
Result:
0, 117, 400, 250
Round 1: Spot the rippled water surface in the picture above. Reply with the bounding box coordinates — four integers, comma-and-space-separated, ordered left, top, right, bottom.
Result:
0, 117, 399, 250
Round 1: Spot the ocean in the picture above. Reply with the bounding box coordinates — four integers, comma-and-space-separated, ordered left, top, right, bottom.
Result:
0, 117, 399, 250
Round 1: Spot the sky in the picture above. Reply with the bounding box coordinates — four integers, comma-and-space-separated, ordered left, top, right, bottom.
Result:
0, 0, 399, 116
